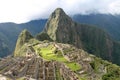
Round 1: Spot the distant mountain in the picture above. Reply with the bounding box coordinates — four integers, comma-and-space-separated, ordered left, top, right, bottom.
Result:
0, 39, 10, 57
72, 14, 120, 41
0, 23, 21, 57
44, 8, 120, 65
19, 19, 47, 35
0, 19, 46, 57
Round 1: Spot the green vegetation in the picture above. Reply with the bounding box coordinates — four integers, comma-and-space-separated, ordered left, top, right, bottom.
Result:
14, 29, 33, 56
16, 77, 25, 80
80, 77, 87, 80
79, 24, 109, 60
73, 14, 120, 41
36, 32, 53, 41
112, 42, 120, 65
14, 43, 31, 57
28, 38, 40, 46
33, 44, 80, 71
65, 62, 80, 71
17, 29, 33, 47
0, 39, 10, 57
102, 64, 120, 80
35, 44, 66, 61
90, 57, 102, 72
89, 56, 120, 80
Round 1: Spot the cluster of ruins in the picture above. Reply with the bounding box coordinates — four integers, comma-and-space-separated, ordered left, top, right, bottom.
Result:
0, 55, 80, 80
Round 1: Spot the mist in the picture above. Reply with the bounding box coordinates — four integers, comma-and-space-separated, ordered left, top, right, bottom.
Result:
0, 0, 120, 23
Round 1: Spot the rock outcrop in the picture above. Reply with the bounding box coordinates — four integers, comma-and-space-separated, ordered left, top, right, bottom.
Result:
14, 29, 33, 56
44, 8, 82, 48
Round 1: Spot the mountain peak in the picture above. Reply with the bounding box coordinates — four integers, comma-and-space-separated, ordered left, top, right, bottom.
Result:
19, 29, 33, 42
44, 8, 73, 41
48, 8, 71, 22
52, 8, 65, 16
14, 29, 33, 56
55, 8, 63, 11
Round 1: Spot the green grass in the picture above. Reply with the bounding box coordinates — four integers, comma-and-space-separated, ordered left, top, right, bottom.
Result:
34, 44, 81, 71
65, 62, 81, 71
39, 45, 66, 62
16, 77, 25, 80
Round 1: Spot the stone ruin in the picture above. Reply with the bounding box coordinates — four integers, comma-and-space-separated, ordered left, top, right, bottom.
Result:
0, 56, 79, 80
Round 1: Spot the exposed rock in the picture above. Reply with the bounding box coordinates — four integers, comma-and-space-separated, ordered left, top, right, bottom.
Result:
44, 8, 82, 48
14, 29, 33, 56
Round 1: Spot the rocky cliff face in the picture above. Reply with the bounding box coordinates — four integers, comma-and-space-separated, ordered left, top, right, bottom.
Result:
14, 29, 33, 56
44, 8, 83, 47
44, 8, 117, 64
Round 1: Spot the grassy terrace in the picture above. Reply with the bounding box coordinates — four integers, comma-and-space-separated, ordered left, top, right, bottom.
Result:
33, 44, 81, 71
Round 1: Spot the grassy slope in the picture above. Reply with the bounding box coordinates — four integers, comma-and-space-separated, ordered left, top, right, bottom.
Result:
33, 44, 81, 71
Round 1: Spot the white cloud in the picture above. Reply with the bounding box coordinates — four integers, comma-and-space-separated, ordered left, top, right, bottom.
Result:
108, 1, 120, 14
0, 0, 119, 23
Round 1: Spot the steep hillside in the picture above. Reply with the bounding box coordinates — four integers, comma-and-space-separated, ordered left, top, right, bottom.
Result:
11, 29, 120, 80
0, 39, 10, 57
44, 8, 120, 65
112, 42, 120, 65
0, 23, 21, 55
0, 19, 46, 57
36, 32, 52, 41
14, 29, 33, 56
73, 14, 120, 41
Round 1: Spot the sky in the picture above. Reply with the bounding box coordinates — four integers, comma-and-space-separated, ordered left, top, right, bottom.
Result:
0, 0, 120, 23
